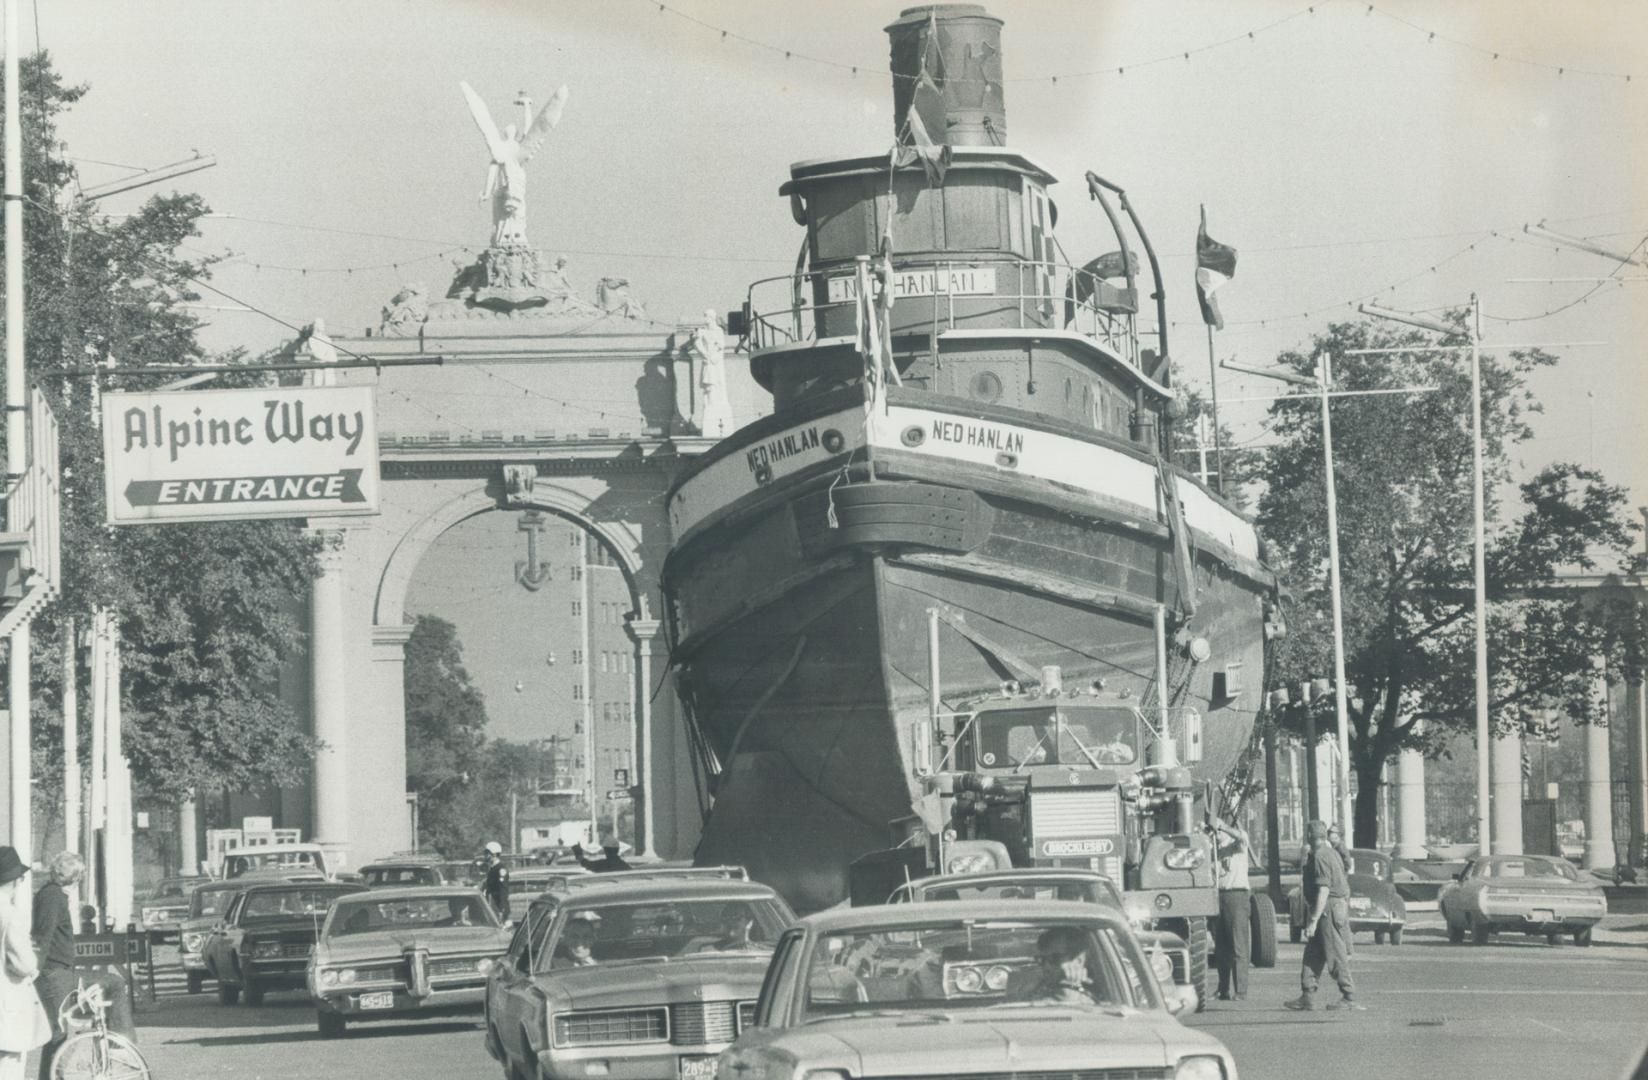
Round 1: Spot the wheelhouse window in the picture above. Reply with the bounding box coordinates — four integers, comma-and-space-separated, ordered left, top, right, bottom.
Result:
972, 705, 1140, 769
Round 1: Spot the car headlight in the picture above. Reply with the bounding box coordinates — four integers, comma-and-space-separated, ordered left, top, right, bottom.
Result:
182, 933, 203, 953
144, 909, 165, 925
1163, 847, 1207, 870
953, 966, 984, 993
1175, 1055, 1226, 1080
946, 853, 995, 874
1151, 950, 1174, 984
983, 965, 1011, 991
476, 957, 494, 974
251, 941, 284, 959
320, 970, 338, 987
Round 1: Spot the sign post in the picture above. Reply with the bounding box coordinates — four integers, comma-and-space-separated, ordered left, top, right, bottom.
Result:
73, 931, 148, 1012
101, 386, 380, 525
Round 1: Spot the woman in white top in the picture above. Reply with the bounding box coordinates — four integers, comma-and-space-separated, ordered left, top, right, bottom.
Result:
0, 845, 49, 1080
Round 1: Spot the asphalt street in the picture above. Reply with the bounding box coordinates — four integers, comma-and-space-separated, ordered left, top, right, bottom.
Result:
32, 915, 1648, 1080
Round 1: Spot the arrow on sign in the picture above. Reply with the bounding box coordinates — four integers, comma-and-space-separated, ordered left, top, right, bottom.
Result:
125, 469, 367, 507
604, 789, 633, 802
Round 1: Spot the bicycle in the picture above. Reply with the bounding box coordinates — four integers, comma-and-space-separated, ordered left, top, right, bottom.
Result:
48, 978, 151, 1080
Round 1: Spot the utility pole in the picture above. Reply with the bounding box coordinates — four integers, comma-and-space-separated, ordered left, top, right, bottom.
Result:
4, 0, 30, 902
62, 617, 78, 865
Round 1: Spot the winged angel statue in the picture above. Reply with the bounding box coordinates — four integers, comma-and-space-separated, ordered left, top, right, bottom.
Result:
461, 81, 569, 248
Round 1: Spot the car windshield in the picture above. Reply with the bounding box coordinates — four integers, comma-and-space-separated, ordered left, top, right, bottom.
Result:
363, 866, 440, 887
1487, 858, 1579, 881
914, 880, 1117, 907
192, 889, 237, 917
974, 706, 1139, 769
147, 880, 191, 900
226, 851, 323, 878
241, 888, 352, 921
800, 920, 1155, 1022
328, 895, 495, 936
1346, 854, 1387, 879
539, 899, 783, 971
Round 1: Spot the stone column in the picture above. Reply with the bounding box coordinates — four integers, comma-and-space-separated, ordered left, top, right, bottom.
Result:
626, 618, 661, 858
1490, 723, 1524, 856
1392, 725, 1428, 859
1629, 675, 1647, 869
309, 528, 350, 853
1583, 659, 1616, 870
178, 794, 199, 876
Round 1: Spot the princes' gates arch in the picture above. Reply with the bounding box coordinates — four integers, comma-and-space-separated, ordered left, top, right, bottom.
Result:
266, 270, 747, 869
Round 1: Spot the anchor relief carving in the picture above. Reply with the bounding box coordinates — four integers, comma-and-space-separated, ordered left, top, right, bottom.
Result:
515, 509, 552, 591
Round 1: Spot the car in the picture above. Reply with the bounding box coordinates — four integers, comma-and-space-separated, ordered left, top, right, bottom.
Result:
1288, 848, 1408, 945
484, 875, 795, 1080
718, 900, 1230, 1080
307, 886, 512, 1038
359, 860, 450, 888
136, 876, 204, 944
886, 868, 1213, 1006
1438, 853, 1608, 946
202, 881, 367, 1005
220, 842, 332, 881
180, 880, 251, 994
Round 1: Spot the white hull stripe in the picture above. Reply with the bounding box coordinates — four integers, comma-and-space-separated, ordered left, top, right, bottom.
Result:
670, 403, 1260, 562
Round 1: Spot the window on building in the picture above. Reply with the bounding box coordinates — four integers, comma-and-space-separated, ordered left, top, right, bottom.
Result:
572, 685, 584, 701
623, 703, 633, 722
574, 720, 584, 734
570, 532, 582, 548
572, 649, 583, 665
536, 829, 550, 839
570, 565, 583, 581
571, 600, 582, 617
599, 652, 608, 673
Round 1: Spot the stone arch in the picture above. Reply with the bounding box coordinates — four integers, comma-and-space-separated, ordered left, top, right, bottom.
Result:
373, 480, 653, 631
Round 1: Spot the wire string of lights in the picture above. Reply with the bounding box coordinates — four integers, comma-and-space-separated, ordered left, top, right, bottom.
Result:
636, 0, 1637, 87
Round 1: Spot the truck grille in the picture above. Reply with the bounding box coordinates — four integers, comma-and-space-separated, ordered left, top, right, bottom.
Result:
1030, 789, 1121, 836
669, 1001, 738, 1045
554, 1007, 668, 1047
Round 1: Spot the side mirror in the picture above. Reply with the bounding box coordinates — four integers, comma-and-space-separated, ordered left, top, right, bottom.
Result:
1165, 983, 1198, 1015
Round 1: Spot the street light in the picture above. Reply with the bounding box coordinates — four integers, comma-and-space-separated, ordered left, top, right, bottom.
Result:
1358, 298, 1491, 858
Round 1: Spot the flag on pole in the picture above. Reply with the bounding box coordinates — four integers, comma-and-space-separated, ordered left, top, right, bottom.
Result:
1195, 206, 1237, 330
898, 10, 952, 185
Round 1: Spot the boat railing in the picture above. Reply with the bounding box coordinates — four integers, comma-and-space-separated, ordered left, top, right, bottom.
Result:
744, 257, 1144, 373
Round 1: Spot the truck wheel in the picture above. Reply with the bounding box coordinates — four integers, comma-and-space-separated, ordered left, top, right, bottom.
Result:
187, 972, 205, 994
1186, 917, 1212, 1012
318, 1011, 346, 1038
1249, 893, 1278, 968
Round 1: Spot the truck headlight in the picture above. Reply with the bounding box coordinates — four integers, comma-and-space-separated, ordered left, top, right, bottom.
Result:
1163, 847, 1206, 870
1174, 1055, 1226, 1080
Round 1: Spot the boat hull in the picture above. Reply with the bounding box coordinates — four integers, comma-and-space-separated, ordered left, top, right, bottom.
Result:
665, 390, 1272, 913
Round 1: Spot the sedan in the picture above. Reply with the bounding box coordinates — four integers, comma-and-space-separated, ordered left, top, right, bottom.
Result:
719, 900, 1230, 1080
1288, 849, 1407, 944
203, 882, 367, 1004
309, 887, 511, 1037
1439, 854, 1607, 946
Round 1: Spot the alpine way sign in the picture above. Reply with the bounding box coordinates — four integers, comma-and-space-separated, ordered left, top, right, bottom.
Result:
102, 386, 380, 524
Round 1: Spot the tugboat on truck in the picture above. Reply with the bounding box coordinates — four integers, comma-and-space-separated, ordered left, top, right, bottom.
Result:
661, 3, 1281, 1005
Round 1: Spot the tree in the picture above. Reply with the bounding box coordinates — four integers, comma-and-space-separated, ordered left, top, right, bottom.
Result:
404, 613, 489, 848
5, 52, 320, 807
1255, 317, 1645, 847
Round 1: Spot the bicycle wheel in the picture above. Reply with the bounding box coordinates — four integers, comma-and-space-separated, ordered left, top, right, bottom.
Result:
50, 1030, 152, 1080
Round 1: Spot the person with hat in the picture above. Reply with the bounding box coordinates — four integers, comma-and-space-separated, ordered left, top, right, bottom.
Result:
1284, 820, 1362, 1012
31, 852, 84, 1080
480, 842, 511, 922
571, 838, 632, 873
0, 847, 50, 1080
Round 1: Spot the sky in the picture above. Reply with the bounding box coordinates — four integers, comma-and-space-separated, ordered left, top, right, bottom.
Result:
38, 0, 1648, 525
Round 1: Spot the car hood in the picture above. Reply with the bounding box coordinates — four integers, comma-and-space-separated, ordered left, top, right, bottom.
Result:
318, 926, 510, 962
547, 953, 773, 1010
754, 1007, 1220, 1072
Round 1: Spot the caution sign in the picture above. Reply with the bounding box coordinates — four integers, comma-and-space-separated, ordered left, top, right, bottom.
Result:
102, 386, 380, 525
74, 933, 148, 965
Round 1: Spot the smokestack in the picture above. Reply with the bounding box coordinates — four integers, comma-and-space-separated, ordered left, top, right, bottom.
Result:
886, 4, 1006, 148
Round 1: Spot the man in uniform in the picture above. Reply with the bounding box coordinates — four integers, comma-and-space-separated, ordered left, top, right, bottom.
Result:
1210, 815, 1252, 1002
572, 838, 632, 873
480, 842, 511, 922
1285, 820, 1362, 1011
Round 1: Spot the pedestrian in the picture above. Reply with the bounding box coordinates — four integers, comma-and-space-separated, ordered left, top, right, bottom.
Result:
0, 847, 50, 1080
571, 838, 632, 873
480, 842, 511, 923
31, 852, 83, 1080
1210, 815, 1252, 1001
1285, 820, 1362, 1012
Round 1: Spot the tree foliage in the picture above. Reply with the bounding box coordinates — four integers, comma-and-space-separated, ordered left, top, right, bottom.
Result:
6, 52, 319, 805
1255, 317, 1645, 846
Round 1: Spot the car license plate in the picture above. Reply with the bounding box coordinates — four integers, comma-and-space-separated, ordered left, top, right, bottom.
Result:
358, 991, 395, 1010
679, 1055, 718, 1080
1533, 909, 1554, 923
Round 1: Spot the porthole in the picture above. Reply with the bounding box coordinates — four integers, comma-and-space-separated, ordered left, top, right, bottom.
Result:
970, 371, 1003, 403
